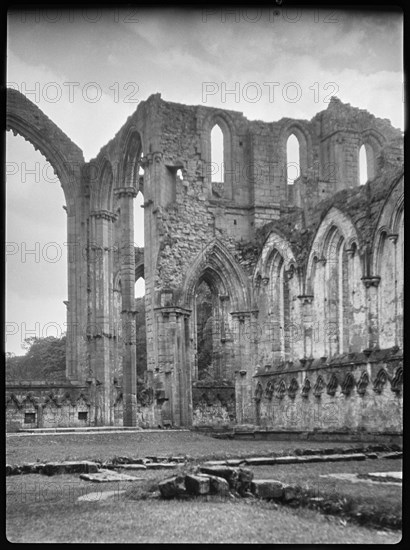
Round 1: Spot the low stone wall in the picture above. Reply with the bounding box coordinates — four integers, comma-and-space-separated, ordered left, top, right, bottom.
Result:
5, 381, 157, 431
253, 351, 402, 434
192, 383, 235, 427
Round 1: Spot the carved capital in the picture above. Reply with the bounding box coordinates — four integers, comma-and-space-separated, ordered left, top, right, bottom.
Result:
361, 276, 381, 289
90, 210, 117, 222
388, 233, 399, 244
261, 277, 270, 286
114, 186, 138, 199
145, 152, 163, 165
297, 294, 314, 305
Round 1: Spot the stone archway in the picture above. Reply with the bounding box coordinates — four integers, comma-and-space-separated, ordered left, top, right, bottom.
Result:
176, 240, 253, 427
6, 88, 86, 383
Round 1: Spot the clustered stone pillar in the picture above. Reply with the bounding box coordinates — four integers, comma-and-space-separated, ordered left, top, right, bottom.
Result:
298, 295, 314, 359
362, 276, 381, 351
388, 233, 399, 347
115, 187, 138, 426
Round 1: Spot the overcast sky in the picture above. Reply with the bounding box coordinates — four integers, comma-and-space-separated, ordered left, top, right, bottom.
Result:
6, 7, 404, 355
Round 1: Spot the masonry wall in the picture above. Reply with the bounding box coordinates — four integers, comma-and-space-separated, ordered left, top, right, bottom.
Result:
6, 88, 403, 432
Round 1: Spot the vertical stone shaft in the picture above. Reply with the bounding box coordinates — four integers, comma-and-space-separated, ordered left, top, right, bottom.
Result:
116, 187, 137, 426
388, 234, 399, 347
362, 277, 380, 350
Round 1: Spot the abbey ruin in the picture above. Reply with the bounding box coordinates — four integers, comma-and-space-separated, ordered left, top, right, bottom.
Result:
6, 88, 403, 436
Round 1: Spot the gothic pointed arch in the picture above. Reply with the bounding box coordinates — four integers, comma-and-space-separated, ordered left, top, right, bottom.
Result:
118, 125, 143, 187
202, 110, 236, 199
278, 119, 314, 189
181, 240, 251, 311
6, 88, 84, 212
306, 206, 362, 286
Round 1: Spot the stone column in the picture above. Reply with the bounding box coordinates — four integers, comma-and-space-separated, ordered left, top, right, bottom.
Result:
65, 199, 88, 383
88, 210, 116, 425
388, 234, 399, 347
232, 311, 256, 424
297, 295, 314, 359
361, 276, 381, 351
115, 187, 138, 426
316, 257, 327, 357
218, 295, 230, 379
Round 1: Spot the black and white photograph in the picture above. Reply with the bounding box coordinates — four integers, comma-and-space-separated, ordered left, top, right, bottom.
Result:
5, 3, 403, 543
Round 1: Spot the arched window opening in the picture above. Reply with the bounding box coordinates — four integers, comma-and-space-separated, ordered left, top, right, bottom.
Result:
211, 124, 224, 183
139, 152, 145, 176
6, 133, 67, 362
135, 276, 145, 299
359, 143, 376, 186
324, 228, 350, 355
359, 144, 368, 185
268, 252, 289, 362
195, 280, 214, 381
134, 276, 146, 378
286, 134, 300, 185
138, 154, 145, 194
134, 191, 144, 248
134, 190, 145, 297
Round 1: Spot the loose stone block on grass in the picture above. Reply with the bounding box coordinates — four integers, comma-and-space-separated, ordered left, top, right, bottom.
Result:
202, 474, 231, 496
80, 469, 143, 483
251, 480, 284, 500
113, 464, 147, 471
42, 461, 99, 476
185, 474, 210, 495
146, 463, 179, 469
158, 476, 187, 498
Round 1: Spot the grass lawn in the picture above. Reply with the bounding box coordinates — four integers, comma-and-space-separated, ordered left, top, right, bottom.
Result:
6, 430, 368, 464
246, 458, 402, 529
6, 473, 400, 543
6, 432, 402, 543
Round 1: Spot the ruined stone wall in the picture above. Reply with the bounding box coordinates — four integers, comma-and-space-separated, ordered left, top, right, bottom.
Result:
6, 88, 403, 432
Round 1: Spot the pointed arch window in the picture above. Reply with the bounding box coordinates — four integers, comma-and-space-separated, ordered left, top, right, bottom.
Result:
211, 124, 224, 183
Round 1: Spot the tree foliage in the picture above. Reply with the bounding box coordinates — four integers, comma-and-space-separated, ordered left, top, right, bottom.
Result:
5, 336, 67, 381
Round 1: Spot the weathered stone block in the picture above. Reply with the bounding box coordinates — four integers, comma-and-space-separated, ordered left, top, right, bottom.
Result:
80, 469, 143, 483
146, 463, 178, 469
202, 474, 231, 496
42, 461, 99, 476
21, 463, 46, 474
114, 464, 147, 470
185, 474, 210, 495
199, 466, 239, 488
158, 475, 187, 498
282, 484, 299, 502
381, 452, 402, 459
244, 457, 277, 466
237, 467, 254, 495
251, 480, 284, 499
6, 464, 21, 476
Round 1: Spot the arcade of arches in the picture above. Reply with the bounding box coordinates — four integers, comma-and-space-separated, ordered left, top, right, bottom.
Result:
6, 89, 403, 436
